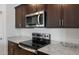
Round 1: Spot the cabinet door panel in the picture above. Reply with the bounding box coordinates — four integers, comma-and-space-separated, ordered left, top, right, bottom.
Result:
46, 4, 61, 28
26, 4, 46, 14
63, 4, 79, 28
26, 4, 36, 14
37, 4, 46, 11
15, 5, 23, 28
22, 5, 27, 28
15, 47, 34, 55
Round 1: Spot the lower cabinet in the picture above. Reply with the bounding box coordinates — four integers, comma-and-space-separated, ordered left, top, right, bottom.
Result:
8, 41, 34, 55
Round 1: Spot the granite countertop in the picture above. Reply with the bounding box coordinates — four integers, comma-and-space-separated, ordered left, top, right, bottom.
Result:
8, 36, 32, 44
38, 40, 79, 55
8, 36, 79, 55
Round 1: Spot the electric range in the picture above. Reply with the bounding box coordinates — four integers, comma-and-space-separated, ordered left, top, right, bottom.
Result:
19, 40, 49, 50
19, 33, 51, 50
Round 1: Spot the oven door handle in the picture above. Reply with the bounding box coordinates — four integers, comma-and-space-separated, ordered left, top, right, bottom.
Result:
18, 44, 36, 53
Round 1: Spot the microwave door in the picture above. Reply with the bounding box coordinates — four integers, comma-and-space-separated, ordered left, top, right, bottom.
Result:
36, 14, 41, 27
26, 15, 38, 27
32, 15, 38, 25
38, 15, 40, 25
39, 14, 44, 27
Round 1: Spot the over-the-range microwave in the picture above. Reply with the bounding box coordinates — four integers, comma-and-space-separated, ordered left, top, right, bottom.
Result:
25, 11, 46, 27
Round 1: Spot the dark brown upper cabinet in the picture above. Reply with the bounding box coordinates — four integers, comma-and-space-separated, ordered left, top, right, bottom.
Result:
36, 4, 46, 11
15, 5, 23, 28
15, 5, 27, 28
46, 4, 61, 28
26, 4, 36, 14
26, 4, 46, 14
46, 4, 79, 28
15, 4, 79, 28
15, 4, 46, 28
63, 4, 79, 28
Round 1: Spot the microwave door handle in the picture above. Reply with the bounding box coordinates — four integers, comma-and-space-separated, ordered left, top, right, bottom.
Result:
38, 15, 40, 25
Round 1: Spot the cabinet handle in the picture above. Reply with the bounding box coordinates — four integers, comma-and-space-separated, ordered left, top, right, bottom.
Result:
19, 24, 21, 27
62, 19, 64, 27
59, 19, 61, 27
38, 15, 40, 25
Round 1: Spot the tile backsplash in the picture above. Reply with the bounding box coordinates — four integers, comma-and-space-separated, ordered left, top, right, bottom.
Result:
20, 28, 79, 44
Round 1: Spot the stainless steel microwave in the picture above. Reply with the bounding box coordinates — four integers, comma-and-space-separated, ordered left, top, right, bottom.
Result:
25, 11, 46, 27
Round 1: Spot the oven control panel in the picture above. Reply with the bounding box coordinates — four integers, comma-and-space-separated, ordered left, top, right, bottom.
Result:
32, 33, 51, 44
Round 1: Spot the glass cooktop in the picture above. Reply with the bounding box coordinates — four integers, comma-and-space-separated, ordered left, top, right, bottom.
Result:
19, 40, 48, 50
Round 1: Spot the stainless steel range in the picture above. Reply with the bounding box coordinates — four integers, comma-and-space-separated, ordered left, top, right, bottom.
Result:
19, 33, 51, 54
32, 33, 51, 45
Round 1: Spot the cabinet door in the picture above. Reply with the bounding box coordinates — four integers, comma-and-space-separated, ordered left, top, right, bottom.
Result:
15, 5, 23, 28
8, 41, 15, 55
26, 4, 36, 14
37, 4, 46, 11
63, 4, 79, 28
46, 4, 61, 28
22, 5, 27, 28
26, 4, 46, 14
15, 47, 34, 55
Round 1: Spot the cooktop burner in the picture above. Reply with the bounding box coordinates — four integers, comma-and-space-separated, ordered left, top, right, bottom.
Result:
19, 40, 49, 50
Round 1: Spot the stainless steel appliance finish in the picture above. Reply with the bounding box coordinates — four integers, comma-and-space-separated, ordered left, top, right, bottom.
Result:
19, 33, 51, 54
32, 33, 51, 45
25, 11, 45, 27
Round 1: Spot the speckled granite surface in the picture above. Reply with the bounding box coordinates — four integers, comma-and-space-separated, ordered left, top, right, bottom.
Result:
38, 40, 79, 55
8, 36, 79, 55
8, 36, 32, 43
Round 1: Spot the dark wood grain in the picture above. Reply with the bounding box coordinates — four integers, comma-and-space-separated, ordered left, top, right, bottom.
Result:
8, 41, 34, 55
63, 4, 79, 28
15, 5, 23, 28
46, 4, 61, 28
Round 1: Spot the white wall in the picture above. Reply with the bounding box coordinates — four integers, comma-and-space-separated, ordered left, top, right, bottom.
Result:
20, 28, 79, 44
6, 4, 21, 37
0, 4, 7, 55
6, 4, 79, 44
6, 4, 33, 38
0, 5, 5, 38
20, 29, 33, 37
33, 28, 79, 44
